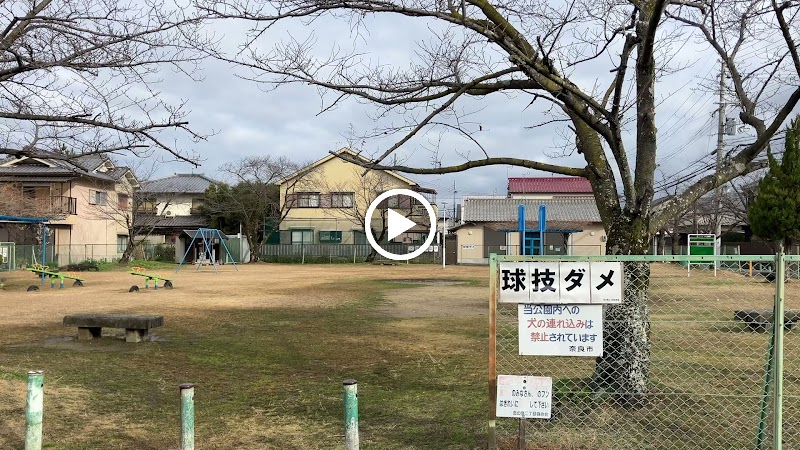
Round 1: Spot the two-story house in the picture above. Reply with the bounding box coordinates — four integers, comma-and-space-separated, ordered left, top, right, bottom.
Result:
0, 154, 138, 264
277, 148, 437, 245
135, 173, 216, 261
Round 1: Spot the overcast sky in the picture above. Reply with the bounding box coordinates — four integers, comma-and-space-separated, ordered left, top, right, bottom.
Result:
147, 10, 794, 214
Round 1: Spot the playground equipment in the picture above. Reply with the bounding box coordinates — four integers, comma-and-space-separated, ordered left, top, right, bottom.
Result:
26, 263, 85, 290
518, 204, 547, 255
176, 228, 238, 273
129, 266, 173, 290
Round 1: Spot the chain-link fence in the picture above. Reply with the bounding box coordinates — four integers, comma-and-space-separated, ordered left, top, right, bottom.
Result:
260, 243, 444, 263
489, 254, 794, 450
3, 243, 176, 269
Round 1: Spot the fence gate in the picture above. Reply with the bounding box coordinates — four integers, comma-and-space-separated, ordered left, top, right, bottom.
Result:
488, 253, 791, 450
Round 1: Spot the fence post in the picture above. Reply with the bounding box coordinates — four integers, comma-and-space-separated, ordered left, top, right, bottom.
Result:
180, 383, 195, 450
773, 252, 786, 450
25, 370, 44, 450
488, 253, 498, 450
343, 379, 359, 450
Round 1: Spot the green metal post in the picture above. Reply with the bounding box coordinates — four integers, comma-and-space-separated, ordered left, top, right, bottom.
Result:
343, 379, 359, 450
754, 317, 775, 450
25, 370, 44, 450
180, 383, 195, 450
773, 252, 785, 450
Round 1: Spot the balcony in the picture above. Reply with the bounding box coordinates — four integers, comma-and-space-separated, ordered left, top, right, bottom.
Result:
50, 196, 77, 215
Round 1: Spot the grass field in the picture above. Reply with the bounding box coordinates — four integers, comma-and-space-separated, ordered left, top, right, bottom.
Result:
0, 262, 796, 449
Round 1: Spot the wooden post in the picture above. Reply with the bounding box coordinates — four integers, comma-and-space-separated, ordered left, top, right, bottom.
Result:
518, 418, 526, 450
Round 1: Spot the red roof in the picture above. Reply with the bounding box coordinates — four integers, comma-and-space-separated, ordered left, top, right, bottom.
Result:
508, 177, 593, 194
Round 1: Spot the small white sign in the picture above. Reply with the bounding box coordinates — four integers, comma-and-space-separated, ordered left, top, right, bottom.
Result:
498, 262, 530, 303
558, 262, 591, 304
496, 375, 552, 419
589, 262, 624, 304
529, 262, 561, 304
518, 304, 603, 356
498, 261, 624, 304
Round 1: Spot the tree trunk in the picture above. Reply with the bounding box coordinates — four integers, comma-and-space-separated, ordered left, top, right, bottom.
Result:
247, 233, 260, 262
670, 231, 680, 256
593, 218, 652, 407
119, 235, 139, 263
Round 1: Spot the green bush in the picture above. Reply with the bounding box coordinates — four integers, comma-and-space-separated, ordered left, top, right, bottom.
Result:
153, 244, 175, 262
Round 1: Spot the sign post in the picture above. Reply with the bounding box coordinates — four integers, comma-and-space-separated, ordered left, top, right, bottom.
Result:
688, 233, 716, 277
489, 257, 625, 450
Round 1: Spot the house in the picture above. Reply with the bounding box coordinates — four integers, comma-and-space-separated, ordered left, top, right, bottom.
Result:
0, 154, 138, 265
276, 148, 437, 245
135, 173, 215, 261
454, 177, 604, 264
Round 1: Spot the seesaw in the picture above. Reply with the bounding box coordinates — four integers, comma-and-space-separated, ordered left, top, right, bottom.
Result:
129, 266, 174, 291
26, 263, 85, 290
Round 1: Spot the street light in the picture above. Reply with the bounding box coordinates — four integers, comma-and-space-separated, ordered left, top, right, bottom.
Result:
441, 201, 447, 269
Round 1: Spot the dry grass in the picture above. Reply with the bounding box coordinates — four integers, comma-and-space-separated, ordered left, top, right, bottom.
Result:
0, 262, 795, 449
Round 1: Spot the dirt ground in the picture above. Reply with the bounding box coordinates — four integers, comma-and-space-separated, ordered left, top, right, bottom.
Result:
0, 263, 488, 344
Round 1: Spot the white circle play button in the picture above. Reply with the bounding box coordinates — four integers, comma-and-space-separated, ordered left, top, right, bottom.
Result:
364, 188, 437, 261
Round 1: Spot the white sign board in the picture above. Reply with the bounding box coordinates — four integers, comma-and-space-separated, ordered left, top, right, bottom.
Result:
499, 261, 624, 304
518, 304, 603, 356
496, 375, 552, 419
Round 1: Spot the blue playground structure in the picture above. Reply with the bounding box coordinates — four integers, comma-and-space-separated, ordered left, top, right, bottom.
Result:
518, 204, 547, 255
176, 228, 238, 273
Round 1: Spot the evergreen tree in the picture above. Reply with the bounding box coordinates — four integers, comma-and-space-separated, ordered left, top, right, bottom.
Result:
748, 117, 800, 251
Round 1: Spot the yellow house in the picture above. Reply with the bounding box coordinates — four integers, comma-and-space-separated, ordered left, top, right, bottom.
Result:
277, 148, 437, 245
0, 154, 138, 264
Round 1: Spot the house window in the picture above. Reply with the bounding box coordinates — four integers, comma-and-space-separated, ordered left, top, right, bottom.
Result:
297, 192, 320, 208
319, 230, 343, 243
139, 200, 156, 214
118, 194, 129, 210
330, 192, 354, 208
22, 186, 36, 199
191, 198, 203, 214
290, 229, 314, 244
117, 235, 128, 253
90, 190, 107, 206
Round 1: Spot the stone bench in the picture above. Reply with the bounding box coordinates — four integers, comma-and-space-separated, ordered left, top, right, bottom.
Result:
734, 310, 800, 332
63, 313, 163, 343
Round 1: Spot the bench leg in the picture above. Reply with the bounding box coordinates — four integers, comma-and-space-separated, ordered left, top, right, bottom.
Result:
125, 329, 148, 343
77, 327, 101, 341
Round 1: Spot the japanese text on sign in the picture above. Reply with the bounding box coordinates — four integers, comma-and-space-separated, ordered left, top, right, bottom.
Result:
498, 261, 623, 304
496, 375, 552, 419
518, 304, 603, 356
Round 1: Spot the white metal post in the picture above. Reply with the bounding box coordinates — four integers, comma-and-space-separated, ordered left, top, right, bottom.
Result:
441, 202, 447, 269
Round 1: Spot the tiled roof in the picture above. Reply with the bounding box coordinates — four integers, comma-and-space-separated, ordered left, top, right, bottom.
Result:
0, 154, 123, 182
135, 214, 209, 229
462, 197, 601, 224
140, 174, 215, 194
508, 177, 593, 194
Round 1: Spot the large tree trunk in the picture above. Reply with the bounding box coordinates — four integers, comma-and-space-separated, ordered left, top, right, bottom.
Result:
593, 217, 652, 407
247, 233, 260, 262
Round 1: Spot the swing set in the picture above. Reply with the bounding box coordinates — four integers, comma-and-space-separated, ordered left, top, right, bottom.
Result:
175, 228, 238, 273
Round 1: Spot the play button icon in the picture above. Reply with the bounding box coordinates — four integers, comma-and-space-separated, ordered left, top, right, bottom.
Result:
365, 188, 437, 261
387, 208, 418, 241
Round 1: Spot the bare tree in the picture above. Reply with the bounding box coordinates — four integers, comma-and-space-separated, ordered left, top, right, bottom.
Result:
203, 156, 305, 262
200, 0, 800, 400
85, 160, 180, 263
0, 0, 213, 163
0, 183, 67, 218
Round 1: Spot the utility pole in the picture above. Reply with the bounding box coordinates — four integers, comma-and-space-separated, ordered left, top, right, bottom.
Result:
452, 180, 457, 222
715, 62, 726, 269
